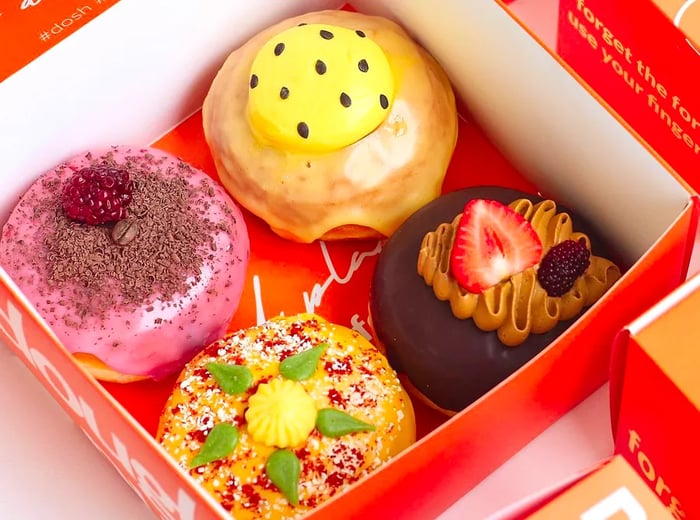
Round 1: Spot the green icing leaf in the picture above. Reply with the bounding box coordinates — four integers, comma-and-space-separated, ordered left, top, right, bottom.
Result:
266, 449, 301, 505
279, 343, 328, 381
189, 423, 239, 468
316, 408, 376, 437
206, 362, 253, 394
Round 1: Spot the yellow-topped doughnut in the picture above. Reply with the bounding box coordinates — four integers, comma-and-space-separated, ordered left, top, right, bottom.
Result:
248, 23, 395, 153
203, 10, 458, 243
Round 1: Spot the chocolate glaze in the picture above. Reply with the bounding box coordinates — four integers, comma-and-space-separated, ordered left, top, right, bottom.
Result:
369, 186, 615, 413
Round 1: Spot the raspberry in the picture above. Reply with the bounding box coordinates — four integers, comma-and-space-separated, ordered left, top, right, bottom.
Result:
62, 166, 134, 225
536, 238, 591, 297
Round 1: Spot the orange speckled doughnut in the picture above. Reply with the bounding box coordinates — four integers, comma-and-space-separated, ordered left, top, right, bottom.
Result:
157, 313, 415, 519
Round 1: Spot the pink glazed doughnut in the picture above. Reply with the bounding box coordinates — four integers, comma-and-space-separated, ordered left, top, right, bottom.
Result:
0, 146, 250, 382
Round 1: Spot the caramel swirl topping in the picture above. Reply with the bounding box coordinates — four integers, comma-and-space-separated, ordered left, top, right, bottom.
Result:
417, 199, 621, 346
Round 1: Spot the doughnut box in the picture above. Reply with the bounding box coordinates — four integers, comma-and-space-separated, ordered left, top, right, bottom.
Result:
557, 0, 700, 191
608, 272, 700, 520
0, 1, 698, 518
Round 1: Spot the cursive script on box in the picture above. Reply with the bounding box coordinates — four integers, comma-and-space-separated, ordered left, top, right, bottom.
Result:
253, 240, 382, 339
21, 0, 42, 10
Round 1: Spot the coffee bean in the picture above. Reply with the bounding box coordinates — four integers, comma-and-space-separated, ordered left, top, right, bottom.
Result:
111, 218, 139, 246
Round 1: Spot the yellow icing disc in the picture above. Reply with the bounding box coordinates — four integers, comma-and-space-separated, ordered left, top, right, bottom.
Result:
247, 23, 395, 153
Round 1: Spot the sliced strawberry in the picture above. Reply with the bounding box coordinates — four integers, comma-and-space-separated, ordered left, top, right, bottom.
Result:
449, 199, 543, 293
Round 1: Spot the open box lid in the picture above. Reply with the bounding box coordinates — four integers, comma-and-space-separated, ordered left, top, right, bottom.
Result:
608, 271, 700, 519
0, 0, 120, 83
610, 269, 700, 434
514, 455, 674, 519
485, 455, 675, 519
554, 0, 700, 192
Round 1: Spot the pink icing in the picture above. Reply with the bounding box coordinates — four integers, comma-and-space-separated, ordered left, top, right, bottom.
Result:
0, 146, 250, 379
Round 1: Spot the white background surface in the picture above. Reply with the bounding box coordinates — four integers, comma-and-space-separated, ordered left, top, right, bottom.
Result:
0, 337, 613, 519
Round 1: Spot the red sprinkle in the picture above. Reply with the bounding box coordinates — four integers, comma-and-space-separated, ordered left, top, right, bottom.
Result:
240, 484, 262, 509
324, 355, 353, 376
327, 388, 346, 407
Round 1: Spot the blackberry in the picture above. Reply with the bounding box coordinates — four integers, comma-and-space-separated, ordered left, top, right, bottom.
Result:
62, 166, 134, 225
537, 238, 591, 297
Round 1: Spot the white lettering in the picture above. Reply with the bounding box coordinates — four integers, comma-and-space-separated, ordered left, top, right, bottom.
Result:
0, 300, 84, 416
132, 457, 178, 519
0, 297, 198, 519
20, 0, 42, 9
253, 275, 266, 324
580, 487, 647, 520
0, 298, 31, 361
303, 240, 382, 314
32, 347, 83, 416
253, 240, 383, 335
674, 0, 700, 56
350, 314, 372, 340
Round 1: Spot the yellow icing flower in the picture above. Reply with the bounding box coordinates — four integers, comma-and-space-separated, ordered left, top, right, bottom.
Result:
245, 378, 317, 448
247, 23, 395, 153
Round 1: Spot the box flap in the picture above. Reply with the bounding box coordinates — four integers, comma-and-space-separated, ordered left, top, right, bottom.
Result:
526, 456, 675, 519
654, 0, 700, 50
0, 0, 119, 83
609, 194, 699, 435
631, 272, 700, 409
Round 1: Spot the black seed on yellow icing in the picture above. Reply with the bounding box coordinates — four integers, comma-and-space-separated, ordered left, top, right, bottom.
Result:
247, 23, 395, 152
298, 23, 307, 26
250, 74, 258, 88
297, 122, 309, 139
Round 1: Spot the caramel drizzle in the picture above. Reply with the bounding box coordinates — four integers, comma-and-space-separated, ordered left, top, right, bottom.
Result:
417, 199, 621, 347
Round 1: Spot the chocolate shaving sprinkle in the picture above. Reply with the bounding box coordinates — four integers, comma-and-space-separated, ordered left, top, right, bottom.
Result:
28, 151, 229, 321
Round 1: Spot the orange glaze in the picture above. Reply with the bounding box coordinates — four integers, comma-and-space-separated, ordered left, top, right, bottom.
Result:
156, 313, 415, 519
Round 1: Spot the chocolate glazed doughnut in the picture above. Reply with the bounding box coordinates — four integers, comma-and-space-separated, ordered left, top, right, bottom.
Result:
368, 186, 620, 414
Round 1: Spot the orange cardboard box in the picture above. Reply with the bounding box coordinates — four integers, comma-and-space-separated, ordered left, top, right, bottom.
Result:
0, 1, 698, 518
556, 0, 700, 191
479, 456, 674, 519
524, 456, 675, 519
610, 273, 700, 520
0, 0, 120, 83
